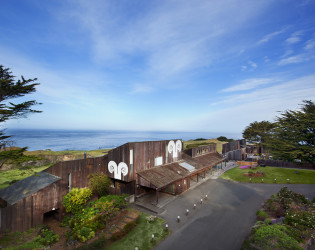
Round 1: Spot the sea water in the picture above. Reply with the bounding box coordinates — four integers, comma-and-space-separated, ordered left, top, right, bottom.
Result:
6, 129, 241, 151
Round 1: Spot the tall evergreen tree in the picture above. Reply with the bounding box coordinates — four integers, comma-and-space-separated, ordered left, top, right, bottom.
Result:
266, 100, 315, 164
242, 120, 274, 153
0, 65, 42, 167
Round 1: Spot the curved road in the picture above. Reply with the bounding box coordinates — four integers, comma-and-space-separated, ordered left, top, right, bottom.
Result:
155, 179, 315, 250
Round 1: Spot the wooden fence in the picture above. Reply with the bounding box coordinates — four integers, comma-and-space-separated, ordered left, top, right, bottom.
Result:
258, 159, 315, 170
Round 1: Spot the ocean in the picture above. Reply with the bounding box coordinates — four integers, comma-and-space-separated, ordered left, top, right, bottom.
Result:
6, 129, 241, 151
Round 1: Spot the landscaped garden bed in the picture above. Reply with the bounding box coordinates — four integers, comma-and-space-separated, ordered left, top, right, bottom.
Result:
241, 187, 315, 249
220, 166, 315, 184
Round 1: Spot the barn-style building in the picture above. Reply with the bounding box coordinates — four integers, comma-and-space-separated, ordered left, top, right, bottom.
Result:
0, 139, 225, 233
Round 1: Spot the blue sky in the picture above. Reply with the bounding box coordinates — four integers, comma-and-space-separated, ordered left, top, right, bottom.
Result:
1, 0, 315, 136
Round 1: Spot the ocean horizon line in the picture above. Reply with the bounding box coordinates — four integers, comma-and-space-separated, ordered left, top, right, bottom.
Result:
5, 129, 242, 151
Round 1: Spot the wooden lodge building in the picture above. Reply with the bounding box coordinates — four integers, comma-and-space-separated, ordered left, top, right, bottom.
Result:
0, 139, 225, 233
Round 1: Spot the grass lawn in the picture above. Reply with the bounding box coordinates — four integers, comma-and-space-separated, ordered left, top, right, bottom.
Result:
107, 213, 169, 250
183, 139, 226, 153
0, 226, 44, 250
25, 148, 110, 158
220, 166, 315, 184
0, 164, 52, 190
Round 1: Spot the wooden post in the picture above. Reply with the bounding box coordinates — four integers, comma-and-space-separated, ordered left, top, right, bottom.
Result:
197, 173, 199, 182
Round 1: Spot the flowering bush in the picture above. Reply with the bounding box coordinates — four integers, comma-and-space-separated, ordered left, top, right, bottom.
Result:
242, 188, 314, 249
93, 200, 119, 220
277, 187, 310, 209
62, 187, 92, 214
285, 207, 315, 230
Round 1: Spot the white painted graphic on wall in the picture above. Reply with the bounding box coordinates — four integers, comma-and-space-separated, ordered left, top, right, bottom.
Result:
168, 140, 182, 157
108, 161, 129, 180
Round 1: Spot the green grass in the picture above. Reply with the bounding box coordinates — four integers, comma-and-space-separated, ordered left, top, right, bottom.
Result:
183, 139, 226, 154
108, 213, 169, 250
0, 164, 52, 190
0, 226, 44, 250
220, 166, 315, 184
25, 148, 110, 158
0, 149, 111, 190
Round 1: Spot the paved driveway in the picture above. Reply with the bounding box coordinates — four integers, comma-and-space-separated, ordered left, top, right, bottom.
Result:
155, 179, 315, 250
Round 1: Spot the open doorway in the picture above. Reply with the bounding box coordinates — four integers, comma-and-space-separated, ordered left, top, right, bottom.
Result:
43, 209, 60, 224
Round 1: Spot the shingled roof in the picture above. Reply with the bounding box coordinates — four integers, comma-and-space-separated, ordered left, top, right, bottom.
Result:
137, 162, 190, 189
0, 172, 61, 206
137, 152, 224, 189
182, 152, 224, 170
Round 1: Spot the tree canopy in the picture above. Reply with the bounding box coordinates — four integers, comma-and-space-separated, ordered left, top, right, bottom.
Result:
0, 65, 42, 167
242, 120, 274, 146
266, 100, 314, 164
0, 65, 41, 125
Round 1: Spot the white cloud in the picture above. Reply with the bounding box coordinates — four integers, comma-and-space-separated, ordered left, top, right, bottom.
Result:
278, 54, 310, 65
221, 78, 278, 93
130, 83, 155, 94
263, 56, 270, 63
305, 39, 315, 50
65, 0, 271, 81
248, 60, 257, 69
286, 31, 303, 44
281, 49, 294, 58
193, 75, 315, 132
257, 28, 286, 45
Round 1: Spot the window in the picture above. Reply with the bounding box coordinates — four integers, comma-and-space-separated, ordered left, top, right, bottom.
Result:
154, 156, 163, 166
130, 149, 134, 173
68, 173, 71, 191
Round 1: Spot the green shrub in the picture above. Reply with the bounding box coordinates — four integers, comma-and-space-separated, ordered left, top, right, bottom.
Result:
95, 194, 128, 209
285, 207, 315, 230
93, 200, 119, 220
62, 187, 92, 214
252, 225, 302, 250
77, 227, 95, 243
277, 187, 310, 209
256, 210, 268, 221
35, 228, 59, 246
88, 173, 111, 197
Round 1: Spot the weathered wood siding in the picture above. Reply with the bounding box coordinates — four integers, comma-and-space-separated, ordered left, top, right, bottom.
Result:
222, 140, 245, 154
45, 156, 107, 190
190, 144, 217, 157
0, 156, 108, 233
225, 148, 246, 161
107, 140, 183, 182
0, 181, 62, 233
